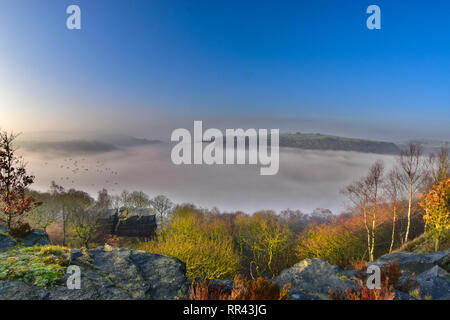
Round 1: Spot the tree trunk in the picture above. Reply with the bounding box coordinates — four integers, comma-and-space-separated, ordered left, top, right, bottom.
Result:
405, 181, 413, 243
435, 235, 440, 252
363, 206, 371, 261
7, 212, 12, 229
370, 195, 377, 262
389, 203, 397, 254
62, 211, 67, 246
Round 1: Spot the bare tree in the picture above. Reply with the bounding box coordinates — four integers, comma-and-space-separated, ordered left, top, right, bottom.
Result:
96, 188, 112, 211
150, 195, 173, 225
365, 161, 384, 261
27, 191, 58, 232
50, 182, 69, 246
128, 191, 150, 209
383, 168, 403, 253
342, 179, 371, 261
120, 190, 130, 207
50, 182, 95, 246
398, 143, 425, 243
69, 192, 98, 248
342, 160, 384, 261
427, 146, 449, 185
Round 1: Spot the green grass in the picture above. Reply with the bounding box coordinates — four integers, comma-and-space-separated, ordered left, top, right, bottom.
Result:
0, 245, 71, 287
398, 230, 450, 253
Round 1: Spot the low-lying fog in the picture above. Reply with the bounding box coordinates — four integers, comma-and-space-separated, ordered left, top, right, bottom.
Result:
20, 142, 397, 214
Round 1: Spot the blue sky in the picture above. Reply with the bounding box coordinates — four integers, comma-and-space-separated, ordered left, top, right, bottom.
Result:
0, 0, 449, 141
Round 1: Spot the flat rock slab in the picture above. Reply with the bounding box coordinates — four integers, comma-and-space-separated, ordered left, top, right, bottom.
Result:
0, 245, 188, 300
371, 250, 450, 274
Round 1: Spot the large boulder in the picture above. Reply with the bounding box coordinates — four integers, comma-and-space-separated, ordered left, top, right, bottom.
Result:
274, 258, 357, 300
0, 281, 48, 300
413, 266, 450, 300
371, 250, 450, 274
22, 229, 50, 247
0, 234, 16, 252
0, 245, 188, 300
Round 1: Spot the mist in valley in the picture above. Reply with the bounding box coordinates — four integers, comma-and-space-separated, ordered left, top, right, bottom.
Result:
19, 140, 397, 215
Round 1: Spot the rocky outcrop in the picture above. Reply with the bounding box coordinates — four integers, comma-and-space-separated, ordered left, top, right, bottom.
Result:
0, 226, 49, 249
0, 245, 188, 300
370, 250, 450, 274
0, 234, 16, 252
0, 281, 48, 300
274, 258, 357, 300
1, 230, 449, 301
273, 251, 450, 300
22, 230, 50, 247
413, 266, 450, 300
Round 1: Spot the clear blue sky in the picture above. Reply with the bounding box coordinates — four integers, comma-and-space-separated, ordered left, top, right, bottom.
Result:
1, 0, 449, 141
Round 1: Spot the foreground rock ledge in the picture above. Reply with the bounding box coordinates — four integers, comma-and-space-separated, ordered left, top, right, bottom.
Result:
274, 258, 357, 300
0, 246, 188, 300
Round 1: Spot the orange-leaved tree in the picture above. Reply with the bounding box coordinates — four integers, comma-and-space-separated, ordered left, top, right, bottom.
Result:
0, 130, 40, 229
419, 178, 450, 252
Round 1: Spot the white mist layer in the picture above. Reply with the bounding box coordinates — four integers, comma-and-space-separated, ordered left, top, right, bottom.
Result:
21, 144, 397, 214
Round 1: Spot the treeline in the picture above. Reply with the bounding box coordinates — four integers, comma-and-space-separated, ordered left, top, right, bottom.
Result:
26, 185, 173, 248
0, 129, 173, 248
341, 144, 449, 261
135, 205, 335, 280
136, 143, 449, 279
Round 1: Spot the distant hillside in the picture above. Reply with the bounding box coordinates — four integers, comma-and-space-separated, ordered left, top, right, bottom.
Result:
397, 139, 449, 154
17, 134, 162, 156
279, 133, 400, 154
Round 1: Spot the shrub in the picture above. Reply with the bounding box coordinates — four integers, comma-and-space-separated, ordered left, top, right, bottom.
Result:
235, 212, 297, 278
329, 261, 415, 300
230, 275, 290, 300
329, 279, 396, 300
136, 206, 241, 279
296, 211, 396, 268
296, 217, 367, 268
189, 275, 290, 300
189, 280, 231, 300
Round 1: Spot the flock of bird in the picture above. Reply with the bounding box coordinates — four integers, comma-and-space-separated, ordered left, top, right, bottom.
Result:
41, 157, 120, 191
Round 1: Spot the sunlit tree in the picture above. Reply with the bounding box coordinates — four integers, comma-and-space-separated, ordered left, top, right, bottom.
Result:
0, 130, 40, 229
398, 143, 426, 243
419, 178, 450, 252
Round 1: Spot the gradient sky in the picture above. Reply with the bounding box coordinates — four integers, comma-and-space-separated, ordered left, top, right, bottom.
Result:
1, 0, 449, 141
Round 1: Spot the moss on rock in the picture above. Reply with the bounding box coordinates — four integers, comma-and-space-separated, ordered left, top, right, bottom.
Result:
0, 245, 70, 287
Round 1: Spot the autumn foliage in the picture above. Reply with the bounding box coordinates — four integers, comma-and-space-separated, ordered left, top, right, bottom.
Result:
419, 178, 450, 251
136, 206, 242, 279
0, 131, 40, 230
189, 275, 290, 300
329, 280, 396, 300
